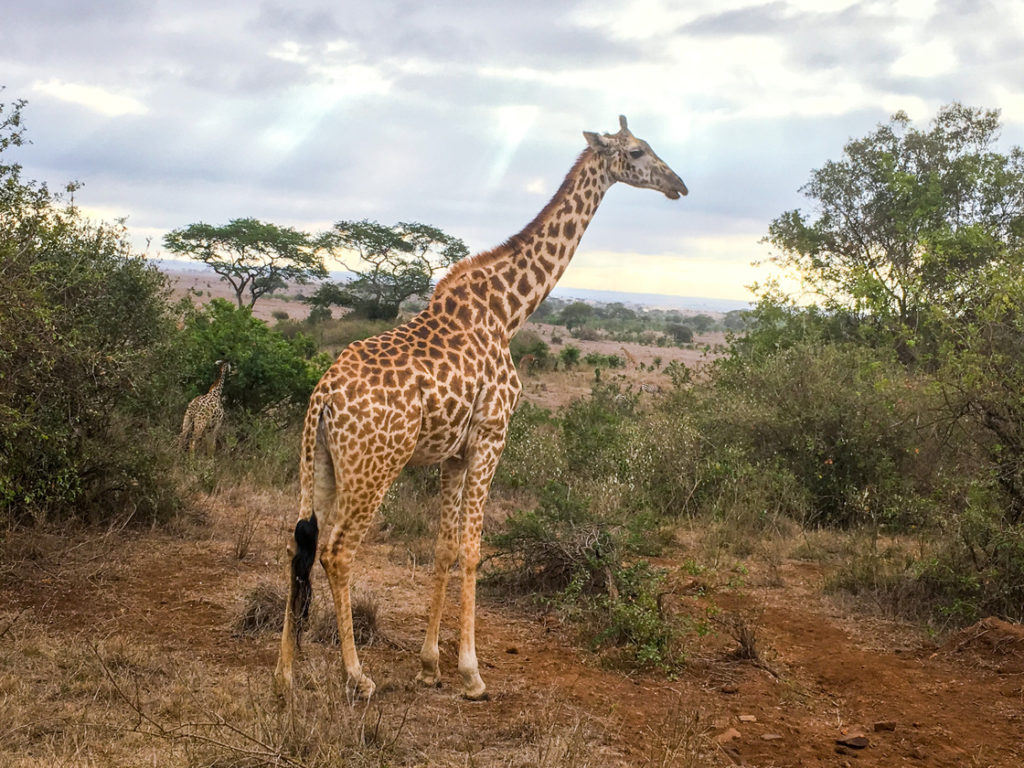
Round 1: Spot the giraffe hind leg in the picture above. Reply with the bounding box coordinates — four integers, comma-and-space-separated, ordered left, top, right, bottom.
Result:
418, 457, 467, 687
275, 420, 333, 694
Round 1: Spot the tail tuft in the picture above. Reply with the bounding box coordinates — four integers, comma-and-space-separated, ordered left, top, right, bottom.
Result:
291, 513, 319, 643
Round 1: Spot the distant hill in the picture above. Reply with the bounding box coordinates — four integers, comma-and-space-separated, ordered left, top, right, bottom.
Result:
548, 286, 750, 314
152, 258, 751, 315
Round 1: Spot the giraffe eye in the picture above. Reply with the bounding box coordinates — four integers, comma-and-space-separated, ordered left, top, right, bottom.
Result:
629, 149, 644, 159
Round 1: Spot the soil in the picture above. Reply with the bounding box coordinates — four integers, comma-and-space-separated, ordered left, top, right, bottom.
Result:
4, 491, 1023, 766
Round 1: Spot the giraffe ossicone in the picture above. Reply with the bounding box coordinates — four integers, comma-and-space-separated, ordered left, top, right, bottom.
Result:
178, 360, 230, 456
274, 115, 687, 701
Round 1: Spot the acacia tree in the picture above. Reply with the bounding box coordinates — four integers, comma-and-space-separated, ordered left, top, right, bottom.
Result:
765, 103, 1024, 362
164, 218, 327, 309
313, 219, 468, 320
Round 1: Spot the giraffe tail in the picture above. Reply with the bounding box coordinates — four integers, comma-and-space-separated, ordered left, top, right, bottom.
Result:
290, 512, 318, 642
290, 399, 331, 644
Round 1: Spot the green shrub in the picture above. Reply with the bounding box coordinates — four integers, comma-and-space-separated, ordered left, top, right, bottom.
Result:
582, 352, 624, 369
510, 329, 551, 369
494, 401, 565, 491
174, 299, 330, 415
561, 383, 638, 481
0, 100, 180, 524
485, 481, 613, 595
589, 561, 684, 670
558, 344, 581, 369
699, 342, 932, 528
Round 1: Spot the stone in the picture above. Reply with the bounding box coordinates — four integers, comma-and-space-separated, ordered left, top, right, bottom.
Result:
836, 735, 869, 749
715, 728, 742, 744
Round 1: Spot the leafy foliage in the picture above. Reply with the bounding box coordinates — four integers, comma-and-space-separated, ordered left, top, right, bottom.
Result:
164, 218, 326, 309
765, 103, 1024, 363
315, 219, 468, 320
174, 299, 330, 414
0, 99, 178, 523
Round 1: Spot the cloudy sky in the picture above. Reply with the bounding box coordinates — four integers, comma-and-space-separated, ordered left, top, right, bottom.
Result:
4, 0, 1024, 303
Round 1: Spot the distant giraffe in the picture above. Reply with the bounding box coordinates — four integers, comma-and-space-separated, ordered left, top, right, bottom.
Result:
620, 346, 639, 368
274, 115, 688, 701
517, 353, 537, 375
178, 360, 230, 455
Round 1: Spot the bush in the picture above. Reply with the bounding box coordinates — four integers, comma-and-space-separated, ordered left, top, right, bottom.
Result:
486, 481, 615, 595
559, 344, 581, 368
0, 100, 180, 523
494, 401, 565, 491
174, 298, 330, 415
582, 352, 624, 369
561, 383, 638, 481
510, 329, 551, 369
700, 341, 932, 528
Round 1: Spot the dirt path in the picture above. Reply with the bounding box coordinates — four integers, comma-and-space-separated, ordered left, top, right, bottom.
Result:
3, 503, 1023, 767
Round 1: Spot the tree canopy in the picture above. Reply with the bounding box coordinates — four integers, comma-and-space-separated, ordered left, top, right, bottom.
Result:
164, 218, 327, 309
765, 103, 1024, 361
313, 219, 468, 320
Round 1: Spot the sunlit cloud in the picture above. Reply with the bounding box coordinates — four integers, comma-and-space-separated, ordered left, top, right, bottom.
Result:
32, 79, 147, 117
890, 38, 956, 78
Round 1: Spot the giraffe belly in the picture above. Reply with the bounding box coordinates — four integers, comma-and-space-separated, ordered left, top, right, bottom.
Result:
407, 395, 474, 466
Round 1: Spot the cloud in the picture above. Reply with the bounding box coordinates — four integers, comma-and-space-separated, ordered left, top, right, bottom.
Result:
5, 0, 1024, 301
32, 79, 147, 117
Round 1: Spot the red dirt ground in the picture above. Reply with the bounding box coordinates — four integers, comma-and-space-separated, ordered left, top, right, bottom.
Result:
4, 499, 1022, 767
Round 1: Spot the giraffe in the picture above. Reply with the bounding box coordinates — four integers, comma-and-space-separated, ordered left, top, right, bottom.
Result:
178, 360, 230, 455
517, 353, 537, 375
274, 115, 688, 701
620, 346, 639, 368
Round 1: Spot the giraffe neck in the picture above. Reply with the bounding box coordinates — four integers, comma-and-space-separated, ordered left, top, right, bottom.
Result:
208, 366, 227, 397
433, 148, 612, 336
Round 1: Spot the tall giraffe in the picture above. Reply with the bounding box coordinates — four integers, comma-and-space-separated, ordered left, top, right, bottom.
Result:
275, 115, 687, 701
178, 360, 230, 455
620, 346, 639, 368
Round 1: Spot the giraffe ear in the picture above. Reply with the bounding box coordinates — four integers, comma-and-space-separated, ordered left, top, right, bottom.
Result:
584, 130, 614, 155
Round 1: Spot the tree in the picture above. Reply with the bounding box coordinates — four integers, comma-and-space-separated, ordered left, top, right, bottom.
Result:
316, 219, 468, 320
688, 313, 715, 333
723, 309, 748, 331
164, 218, 326, 309
664, 322, 694, 344
765, 103, 1024, 362
559, 301, 594, 331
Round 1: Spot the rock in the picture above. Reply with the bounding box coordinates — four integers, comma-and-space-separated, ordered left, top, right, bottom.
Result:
719, 684, 739, 694
505, 646, 519, 654
873, 720, 896, 732
738, 714, 757, 723
836, 735, 869, 749
714, 728, 741, 744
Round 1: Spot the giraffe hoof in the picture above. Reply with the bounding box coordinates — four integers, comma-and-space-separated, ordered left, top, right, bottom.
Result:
462, 690, 490, 702
416, 670, 442, 688
349, 674, 376, 701
272, 666, 293, 696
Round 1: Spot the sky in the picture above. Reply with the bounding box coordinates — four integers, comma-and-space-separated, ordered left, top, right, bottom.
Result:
3, 0, 1024, 304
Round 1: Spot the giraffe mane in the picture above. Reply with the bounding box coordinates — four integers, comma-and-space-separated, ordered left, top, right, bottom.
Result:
433, 149, 594, 295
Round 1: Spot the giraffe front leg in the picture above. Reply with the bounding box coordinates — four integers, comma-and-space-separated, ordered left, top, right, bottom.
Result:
418, 458, 466, 687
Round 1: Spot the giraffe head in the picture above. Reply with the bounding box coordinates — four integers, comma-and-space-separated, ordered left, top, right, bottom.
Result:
583, 115, 688, 199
